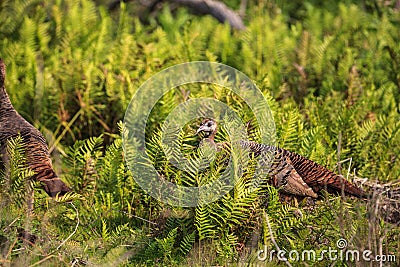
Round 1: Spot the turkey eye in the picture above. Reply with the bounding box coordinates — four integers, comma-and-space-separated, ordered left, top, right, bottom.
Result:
207, 122, 212, 127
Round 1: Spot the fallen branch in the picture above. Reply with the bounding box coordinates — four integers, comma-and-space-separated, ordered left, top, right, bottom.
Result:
171, 0, 246, 30
109, 0, 246, 30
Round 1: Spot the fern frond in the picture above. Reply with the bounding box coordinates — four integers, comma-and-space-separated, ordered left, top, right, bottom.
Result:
0, 135, 34, 208
180, 230, 196, 255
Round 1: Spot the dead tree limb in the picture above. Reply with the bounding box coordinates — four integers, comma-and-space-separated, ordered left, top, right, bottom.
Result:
108, 0, 246, 30
171, 0, 246, 30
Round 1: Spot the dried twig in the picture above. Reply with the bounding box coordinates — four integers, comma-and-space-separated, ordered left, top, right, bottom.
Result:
239, 0, 247, 18
29, 255, 57, 267
264, 212, 293, 267
56, 202, 79, 250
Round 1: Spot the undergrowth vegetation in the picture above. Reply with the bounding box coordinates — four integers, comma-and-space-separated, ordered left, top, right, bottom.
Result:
0, 0, 399, 266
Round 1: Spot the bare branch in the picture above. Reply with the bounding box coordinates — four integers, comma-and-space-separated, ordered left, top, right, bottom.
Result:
109, 0, 246, 30
171, 0, 246, 30
239, 0, 247, 18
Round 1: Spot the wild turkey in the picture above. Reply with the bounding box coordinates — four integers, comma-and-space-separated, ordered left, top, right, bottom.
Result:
0, 59, 70, 197
196, 118, 367, 199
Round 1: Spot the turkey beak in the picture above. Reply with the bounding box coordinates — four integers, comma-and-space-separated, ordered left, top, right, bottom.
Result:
196, 125, 206, 135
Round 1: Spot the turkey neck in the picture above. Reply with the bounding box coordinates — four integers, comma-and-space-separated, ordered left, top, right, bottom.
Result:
207, 127, 217, 142
207, 132, 216, 142
0, 86, 15, 115
0, 61, 16, 117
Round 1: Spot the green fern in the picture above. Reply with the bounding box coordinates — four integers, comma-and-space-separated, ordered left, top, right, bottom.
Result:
64, 136, 103, 195
0, 135, 35, 208
180, 230, 196, 255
